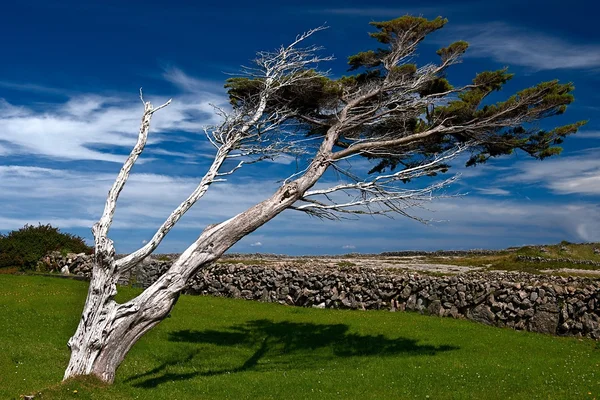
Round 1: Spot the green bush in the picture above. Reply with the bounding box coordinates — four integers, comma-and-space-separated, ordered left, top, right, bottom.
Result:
0, 224, 93, 270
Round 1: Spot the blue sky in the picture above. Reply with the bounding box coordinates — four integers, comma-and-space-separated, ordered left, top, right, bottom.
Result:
1, 0, 599, 255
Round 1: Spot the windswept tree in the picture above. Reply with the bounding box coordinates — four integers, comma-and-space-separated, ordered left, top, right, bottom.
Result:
64, 16, 585, 383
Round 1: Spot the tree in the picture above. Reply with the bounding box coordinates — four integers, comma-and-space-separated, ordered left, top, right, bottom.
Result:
0, 224, 92, 270
63, 16, 585, 383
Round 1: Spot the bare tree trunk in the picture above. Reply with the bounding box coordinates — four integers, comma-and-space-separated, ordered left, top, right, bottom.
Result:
63, 150, 331, 382
64, 268, 180, 383
63, 250, 185, 383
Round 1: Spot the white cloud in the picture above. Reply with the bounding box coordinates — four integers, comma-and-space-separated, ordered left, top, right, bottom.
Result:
476, 187, 510, 196
0, 80, 70, 96
0, 164, 277, 232
1, 163, 599, 252
250, 242, 263, 247
0, 70, 228, 162
342, 244, 356, 249
574, 131, 600, 139
450, 22, 600, 70
504, 151, 600, 196
162, 67, 226, 95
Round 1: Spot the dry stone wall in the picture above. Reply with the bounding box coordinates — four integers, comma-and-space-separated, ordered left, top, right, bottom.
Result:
38, 252, 600, 339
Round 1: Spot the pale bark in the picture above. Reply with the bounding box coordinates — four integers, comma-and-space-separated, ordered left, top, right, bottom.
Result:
63, 30, 336, 383
64, 123, 338, 383
64, 94, 172, 381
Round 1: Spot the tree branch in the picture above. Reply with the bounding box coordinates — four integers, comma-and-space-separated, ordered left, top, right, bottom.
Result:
93, 94, 171, 242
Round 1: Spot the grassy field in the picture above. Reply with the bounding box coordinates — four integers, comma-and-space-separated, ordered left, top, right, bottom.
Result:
420, 242, 600, 274
0, 275, 599, 400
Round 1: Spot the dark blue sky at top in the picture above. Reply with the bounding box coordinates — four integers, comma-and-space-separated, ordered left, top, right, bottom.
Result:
0, 0, 599, 254
2, 0, 598, 96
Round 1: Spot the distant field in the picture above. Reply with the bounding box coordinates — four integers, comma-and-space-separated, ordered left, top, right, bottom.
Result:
0, 275, 599, 400
420, 242, 600, 275
213, 242, 600, 276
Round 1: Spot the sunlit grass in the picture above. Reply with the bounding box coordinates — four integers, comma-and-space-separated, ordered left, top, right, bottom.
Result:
1, 275, 598, 399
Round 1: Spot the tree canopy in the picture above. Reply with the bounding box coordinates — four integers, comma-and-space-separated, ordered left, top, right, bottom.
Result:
225, 15, 585, 178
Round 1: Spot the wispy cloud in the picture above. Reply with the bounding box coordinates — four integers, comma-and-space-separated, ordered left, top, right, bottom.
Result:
574, 130, 600, 139
452, 22, 600, 70
504, 151, 600, 196
0, 164, 276, 231
0, 80, 71, 97
0, 69, 227, 162
162, 66, 227, 95
1, 164, 598, 253
476, 187, 510, 196
0, 143, 9, 155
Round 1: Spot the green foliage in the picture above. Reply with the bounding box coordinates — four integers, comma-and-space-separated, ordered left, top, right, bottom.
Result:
368, 15, 447, 45
0, 224, 92, 270
225, 70, 341, 115
347, 49, 385, 71
2, 275, 598, 399
436, 40, 469, 62
418, 77, 453, 97
225, 15, 585, 178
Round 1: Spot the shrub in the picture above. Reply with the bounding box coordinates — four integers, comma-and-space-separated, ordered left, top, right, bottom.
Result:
0, 224, 93, 270
336, 261, 356, 269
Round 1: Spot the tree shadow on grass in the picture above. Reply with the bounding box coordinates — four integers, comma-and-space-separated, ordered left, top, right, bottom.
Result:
128, 319, 458, 388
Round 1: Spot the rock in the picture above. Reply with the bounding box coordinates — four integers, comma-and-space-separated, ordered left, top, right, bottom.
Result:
261, 288, 270, 302
468, 304, 496, 325
529, 310, 559, 334
61, 265, 70, 275
530, 292, 538, 302
447, 306, 460, 319
537, 303, 559, 313
406, 294, 417, 311
341, 297, 353, 308
514, 320, 526, 330
400, 286, 412, 299
427, 300, 443, 317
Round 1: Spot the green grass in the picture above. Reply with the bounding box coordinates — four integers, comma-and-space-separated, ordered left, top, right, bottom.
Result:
335, 261, 357, 268
1, 275, 599, 400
